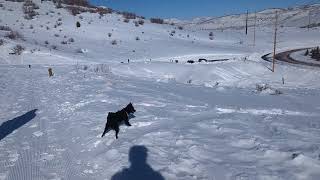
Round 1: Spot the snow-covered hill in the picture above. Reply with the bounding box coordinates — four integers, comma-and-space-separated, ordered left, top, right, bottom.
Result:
172, 4, 320, 30
1, 0, 320, 180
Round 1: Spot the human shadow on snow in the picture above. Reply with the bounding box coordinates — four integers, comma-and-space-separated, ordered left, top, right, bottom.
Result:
111, 145, 165, 180
0, 109, 38, 141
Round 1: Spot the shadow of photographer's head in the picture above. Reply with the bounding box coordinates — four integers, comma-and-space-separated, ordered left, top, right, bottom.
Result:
129, 145, 148, 165
111, 145, 165, 180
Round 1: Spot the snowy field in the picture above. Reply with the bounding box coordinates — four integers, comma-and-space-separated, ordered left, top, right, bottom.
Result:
1, 64, 320, 180
1, 1, 320, 180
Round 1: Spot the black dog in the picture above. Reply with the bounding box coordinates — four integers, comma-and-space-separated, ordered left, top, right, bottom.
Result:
101, 103, 136, 139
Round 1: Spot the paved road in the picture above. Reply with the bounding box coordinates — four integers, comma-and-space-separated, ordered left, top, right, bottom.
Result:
262, 48, 320, 68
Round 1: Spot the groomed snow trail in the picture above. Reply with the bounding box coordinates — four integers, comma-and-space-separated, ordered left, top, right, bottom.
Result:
0, 64, 320, 180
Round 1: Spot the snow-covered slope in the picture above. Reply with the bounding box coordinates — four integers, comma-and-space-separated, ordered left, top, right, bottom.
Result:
1, 1, 320, 180
172, 4, 320, 30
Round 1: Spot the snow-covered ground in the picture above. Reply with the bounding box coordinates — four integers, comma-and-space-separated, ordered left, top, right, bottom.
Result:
1, 1, 320, 180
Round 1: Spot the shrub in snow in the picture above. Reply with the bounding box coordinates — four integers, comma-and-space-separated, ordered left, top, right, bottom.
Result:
111, 40, 117, 45
93, 64, 111, 74
23, 0, 39, 20
51, 45, 57, 50
121, 12, 136, 19
304, 49, 309, 56
97, 7, 113, 16
134, 21, 139, 27
29, 25, 33, 29
10, 45, 25, 55
67, 6, 83, 16
76, 21, 81, 28
5, 31, 23, 40
255, 84, 282, 95
76, 48, 88, 53
44, 40, 49, 45
123, 18, 130, 23
311, 47, 320, 61
135, 36, 140, 41
150, 18, 164, 24
178, 26, 183, 30
61, 41, 67, 44
0, 25, 12, 31
54, 34, 60, 37
55, 1, 63, 8
108, 33, 112, 37
68, 38, 74, 43
138, 19, 144, 25
0, 39, 4, 46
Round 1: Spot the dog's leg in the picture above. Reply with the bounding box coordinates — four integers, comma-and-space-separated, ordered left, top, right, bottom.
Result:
124, 119, 131, 126
101, 123, 110, 137
115, 125, 119, 139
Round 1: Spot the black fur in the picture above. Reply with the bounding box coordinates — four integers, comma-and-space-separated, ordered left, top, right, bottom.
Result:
101, 103, 136, 139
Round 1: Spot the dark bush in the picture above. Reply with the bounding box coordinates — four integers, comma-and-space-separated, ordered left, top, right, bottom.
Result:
121, 12, 136, 19
0, 39, 4, 46
22, 0, 39, 20
138, 19, 144, 25
97, 7, 113, 15
62, 0, 90, 7
108, 33, 112, 37
123, 18, 130, 23
51, 45, 57, 50
304, 49, 309, 56
311, 47, 320, 61
10, 45, 25, 55
150, 18, 164, 24
135, 36, 140, 41
0, 25, 12, 31
111, 40, 117, 45
178, 26, 183, 30
56, 1, 63, 8
68, 38, 74, 42
5, 31, 23, 40
76, 21, 80, 28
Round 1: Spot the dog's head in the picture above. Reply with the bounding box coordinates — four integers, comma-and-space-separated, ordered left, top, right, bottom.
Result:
125, 102, 136, 114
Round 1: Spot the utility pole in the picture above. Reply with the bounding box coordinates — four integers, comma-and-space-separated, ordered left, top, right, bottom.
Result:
253, 11, 257, 46
308, 10, 311, 31
272, 11, 278, 72
245, 10, 249, 35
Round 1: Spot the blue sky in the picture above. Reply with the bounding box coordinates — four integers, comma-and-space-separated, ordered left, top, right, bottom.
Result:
89, 0, 313, 19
